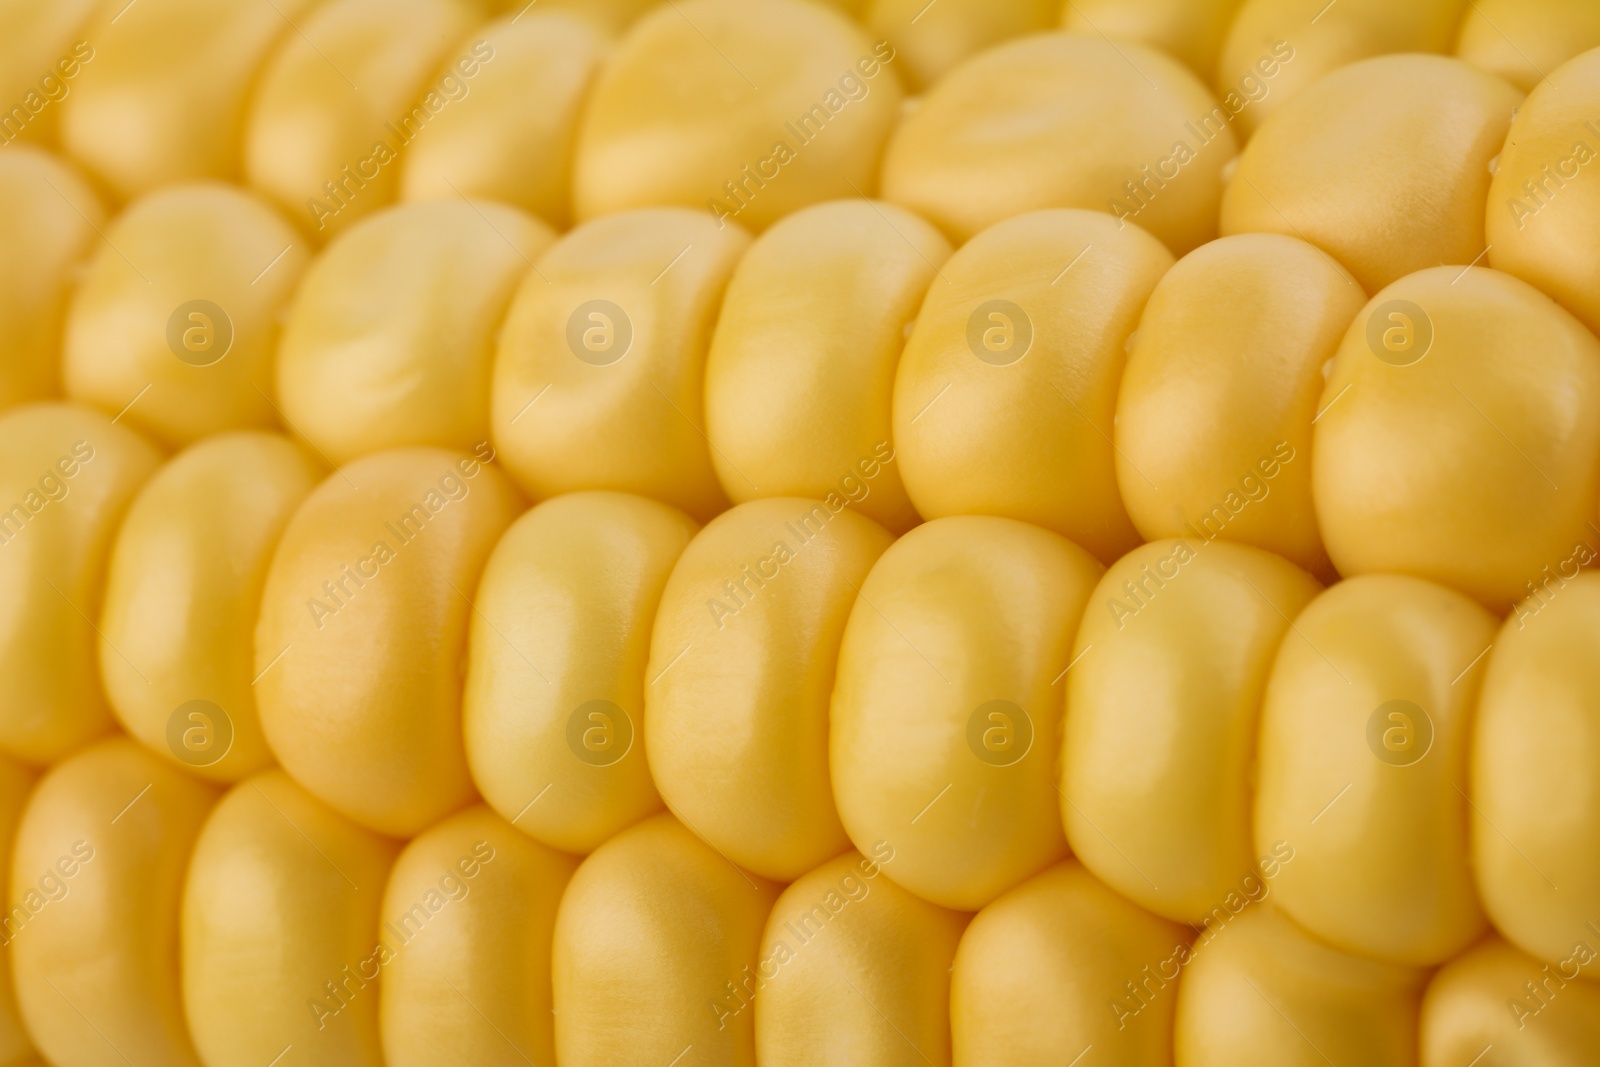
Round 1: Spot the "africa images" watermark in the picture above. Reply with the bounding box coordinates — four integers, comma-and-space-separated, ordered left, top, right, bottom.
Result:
1, 840, 95, 947
1104, 440, 1298, 629
1508, 922, 1600, 1030
1110, 840, 1295, 1031
308, 840, 498, 1030
704, 441, 896, 630
1504, 121, 1600, 231
1, 40, 94, 145
306, 41, 495, 231
1108, 41, 1294, 229
304, 441, 497, 629
0, 440, 97, 548
710, 841, 896, 1031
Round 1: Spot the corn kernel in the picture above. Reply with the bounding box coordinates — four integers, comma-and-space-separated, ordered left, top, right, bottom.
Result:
573, 0, 901, 231
0, 402, 159, 764
63, 182, 308, 447
894, 209, 1171, 562
255, 447, 521, 836
952, 860, 1191, 1065
704, 198, 948, 533
1475, 572, 1600, 978
756, 848, 965, 1065
1115, 232, 1362, 575
1419, 935, 1600, 1064
463, 490, 696, 854
1221, 54, 1520, 292
100, 431, 321, 782
492, 208, 749, 520
832, 515, 1101, 910
13, 737, 217, 1067
246, 0, 483, 241
183, 769, 399, 1067
881, 34, 1237, 253
276, 199, 553, 464
1313, 266, 1600, 607
1256, 573, 1495, 965
1062, 0, 1244, 83
59, 0, 322, 197
1486, 46, 1600, 338
552, 813, 778, 1066
647, 497, 893, 881
1064, 539, 1321, 923
399, 13, 609, 230
379, 804, 577, 1067
1216, 0, 1465, 138
1454, 0, 1600, 93
1174, 904, 1426, 1064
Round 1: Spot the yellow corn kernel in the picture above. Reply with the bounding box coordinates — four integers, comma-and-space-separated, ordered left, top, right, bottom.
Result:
705, 199, 948, 533
100, 432, 321, 783
399, 14, 608, 230
1461, 2, 1600, 94
1314, 266, 1600, 608
573, 0, 901, 231
246, 0, 483, 242
1486, 47, 1600, 338
1256, 574, 1495, 965
63, 183, 307, 449
0, 754, 37, 1064
0, 402, 159, 764
893, 209, 1171, 562
952, 860, 1191, 1065
277, 200, 552, 465
13, 737, 218, 1067
58, 0, 322, 197
1061, 0, 1244, 83
865, 0, 1056, 91
1457, 0, 1600, 92
492, 208, 749, 520
255, 447, 521, 836
881, 34, 1236, 253
0, 0, 98, 149
1222, 55, 1519, 293
1420, 935, 1600, 1064
552, 813, 778, 1066
1174, 905, 1426, 1065
1115, 233, 1363, 576
1216, 0, 1466, 138
1475, 573, 1600, 978
0, 147, 102, 411
379, 804, 578, 1067
832, 515, 1102, 911
647, 498, 893, 881
1064, 539, 1321, 923
463, 490, 695, 854
755, 848, 966, 1065
182, 769, 400, 1067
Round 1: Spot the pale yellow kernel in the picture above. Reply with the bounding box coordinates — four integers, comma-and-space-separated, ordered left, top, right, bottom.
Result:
14, 738, 218, 1067
63, 182, 309, 447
